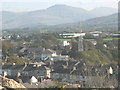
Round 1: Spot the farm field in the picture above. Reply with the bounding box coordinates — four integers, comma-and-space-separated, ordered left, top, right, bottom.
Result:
57, 38, 120, 41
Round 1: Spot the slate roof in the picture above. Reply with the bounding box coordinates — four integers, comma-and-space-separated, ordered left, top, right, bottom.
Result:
6, 75, 32, 83
2, 65, 13, 69
51, 65, 71, 74
31, 61, 45, 65
27, 47, 43, 54
23, 64, 50, 71
38, 66, 50, 70
9, 65, 25, 70
71, 69, 83, 75
52, 61, 84, 70
42, 49, 56, 54
51, 68, 71, 74
23, 64, 38, 71
2, 65, 26, 71
2, 64, 50, 72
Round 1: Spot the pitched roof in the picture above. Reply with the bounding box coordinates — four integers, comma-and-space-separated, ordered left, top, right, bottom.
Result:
2, 65, 25, 70
10, 65, 25, 70
31, 61, 45, 65
38, 66, 50, 70
42, 49, 56, 54
23, 64, 50, 71
71, 69, 83, 75
52, 66, 71, 74
27, 47, 43, 54
23, 64, 37, 71
2, 65, 13, 69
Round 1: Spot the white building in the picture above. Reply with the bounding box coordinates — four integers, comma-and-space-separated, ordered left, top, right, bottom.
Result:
41, 49, 57, 61
90, 31, 102, 37
103, 44, 107, 48
90, 40, 97, 46
52, 55, 69, 61
59, 33, 86, 39
61, 41, 70, 47
30, 76, 38, 83
108, 66, 113, 75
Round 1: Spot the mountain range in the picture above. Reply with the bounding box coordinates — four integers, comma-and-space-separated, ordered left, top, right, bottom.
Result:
0, 4, 118, 30
51, 13, 117, 32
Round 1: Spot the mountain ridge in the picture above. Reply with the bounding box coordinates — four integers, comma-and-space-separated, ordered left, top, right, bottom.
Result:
1, 5, 117, 29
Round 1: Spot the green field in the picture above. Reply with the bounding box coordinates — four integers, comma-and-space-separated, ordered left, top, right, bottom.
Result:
57, 39, 71, 41
57, 38, 120, 41
103, 38, 119, 41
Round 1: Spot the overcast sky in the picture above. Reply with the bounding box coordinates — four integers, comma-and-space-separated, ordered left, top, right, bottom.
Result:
0, 0, 119, 12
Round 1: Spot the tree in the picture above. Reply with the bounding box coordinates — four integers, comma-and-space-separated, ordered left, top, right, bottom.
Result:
84, 40, 95, 51
2, 40, 15, 55
5, 55, 25, 65
95, 38, 104, 51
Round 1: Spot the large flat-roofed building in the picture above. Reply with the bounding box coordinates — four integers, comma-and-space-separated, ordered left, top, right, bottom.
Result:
90, 31, 102, 37
59, 33, 86, 39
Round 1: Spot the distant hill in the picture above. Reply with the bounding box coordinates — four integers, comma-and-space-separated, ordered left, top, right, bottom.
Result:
1, 4, 117, 29
49, 13, 118, 32
90, 7, 117, 17
82, 13, 118, 31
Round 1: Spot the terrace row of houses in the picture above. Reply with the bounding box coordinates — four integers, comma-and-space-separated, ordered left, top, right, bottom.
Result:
2, 46, 69, 62
1, 60, 118, 86
1, 63, 50, 78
